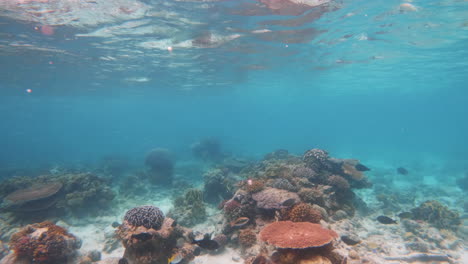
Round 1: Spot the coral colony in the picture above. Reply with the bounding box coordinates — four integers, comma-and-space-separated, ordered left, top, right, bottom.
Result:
0, 147, 464, 264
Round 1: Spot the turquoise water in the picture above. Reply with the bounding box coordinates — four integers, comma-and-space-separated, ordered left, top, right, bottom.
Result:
1, 0, 467, 169
0, 1, 467, 263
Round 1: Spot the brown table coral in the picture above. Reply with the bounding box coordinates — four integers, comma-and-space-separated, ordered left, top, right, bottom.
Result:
260, 221, 337, 249
3, 183, 62, 212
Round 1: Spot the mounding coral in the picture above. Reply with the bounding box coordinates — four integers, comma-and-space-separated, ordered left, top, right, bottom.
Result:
203, 168, 236, 204
6, 221, 81, 264
411, 200, 461, 230
124, 205, 165, 230
117, 206, 196, 264
144, 148, 174, 185
285, 203, 322, 223
191, 137, 224, 162
168, 189, 207, 227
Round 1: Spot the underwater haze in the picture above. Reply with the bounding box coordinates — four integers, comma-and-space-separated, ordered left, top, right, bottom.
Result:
0, 0, 467, 264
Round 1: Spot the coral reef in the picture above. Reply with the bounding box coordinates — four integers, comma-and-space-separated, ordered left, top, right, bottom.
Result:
191, 137, 224, 162
203, 168, 236, 204
411, 200, 461, 230
2, 182, 62, 212
144, 148, 174, 185
117, 214, 195, 264
124, 205, 165, 230
285, 203, 322, 223
327, 175, 350, 190
238, 229, 257, 248
168, 189, 207, 227
259, 221, 337, 249
252, 188, 300, 211
7, 221, 81, 264
240, 179, 264, 193
0, 172, 115, 219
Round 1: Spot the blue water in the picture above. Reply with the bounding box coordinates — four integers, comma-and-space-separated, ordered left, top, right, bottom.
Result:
0, 0, 467, 175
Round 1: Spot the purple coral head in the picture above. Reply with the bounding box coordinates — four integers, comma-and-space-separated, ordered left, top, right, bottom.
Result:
124, 205, 165, 230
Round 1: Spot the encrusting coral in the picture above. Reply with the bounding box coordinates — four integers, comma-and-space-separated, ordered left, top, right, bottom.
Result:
239, 229, 257, 248
7, 221, 81, 264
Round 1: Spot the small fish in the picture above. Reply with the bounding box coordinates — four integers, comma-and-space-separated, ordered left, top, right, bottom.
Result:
168, 252, 183, 264
282, 198, 296, 207
192, 234, 220, 250
230, 217, 249, 228
377, 215, 397, 224
397, 167, 409, 175
355, 163, 370, 171
398, 212, 413, 219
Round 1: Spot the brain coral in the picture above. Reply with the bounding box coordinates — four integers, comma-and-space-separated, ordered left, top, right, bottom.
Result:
259, 221, 337, 249
124, 205, 165, 230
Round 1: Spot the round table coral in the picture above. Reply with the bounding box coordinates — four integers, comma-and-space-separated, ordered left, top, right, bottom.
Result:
259, 221, 337, 249
124, 205, 165, 230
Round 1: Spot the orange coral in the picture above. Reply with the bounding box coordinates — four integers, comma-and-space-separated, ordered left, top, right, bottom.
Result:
239, 229, 257, 248
10, 221, 79, 263
259, 221, 337, 249
287, 203, 322, 223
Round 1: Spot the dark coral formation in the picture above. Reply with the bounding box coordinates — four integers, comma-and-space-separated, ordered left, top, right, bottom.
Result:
144, 148, 174, 185
411, 200, 461, 230
456, 173, 468, 192
191, 137, 224, 162
168, 189, 207, 227
8, 221, 81, 264
203, 168, 236, 204
124, 205, 165, 230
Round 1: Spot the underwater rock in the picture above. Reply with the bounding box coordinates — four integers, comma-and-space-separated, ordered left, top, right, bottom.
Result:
411, 200, 461, 230
144, 148, 174, 185
2, 182, 62, 212
252, 188, 300, 210
7, 221, 81, 264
